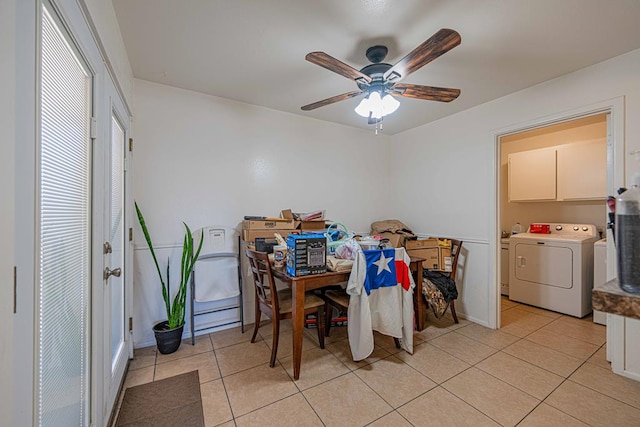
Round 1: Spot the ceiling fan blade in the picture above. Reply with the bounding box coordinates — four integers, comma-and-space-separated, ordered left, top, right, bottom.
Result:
301, 90, 363, 111
306, 52, 372, 84
392, 83, 460, 102
384, 29, 461, 82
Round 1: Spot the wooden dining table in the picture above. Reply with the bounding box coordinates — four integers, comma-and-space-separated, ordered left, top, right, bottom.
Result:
271, 254, 426, 380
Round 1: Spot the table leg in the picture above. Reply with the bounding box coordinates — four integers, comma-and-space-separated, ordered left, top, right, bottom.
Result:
291, 280, 305, 380
413, 262, 426, 331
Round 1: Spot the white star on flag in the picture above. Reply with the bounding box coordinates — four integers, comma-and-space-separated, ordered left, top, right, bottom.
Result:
373, 252, 392, 275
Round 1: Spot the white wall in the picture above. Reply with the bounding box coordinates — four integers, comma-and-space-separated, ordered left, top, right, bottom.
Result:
83, 0, 134, 104
390, 48, 640, 326
133, 49, 640, 343
132, 79, 392, 347
1, 0, 16, 423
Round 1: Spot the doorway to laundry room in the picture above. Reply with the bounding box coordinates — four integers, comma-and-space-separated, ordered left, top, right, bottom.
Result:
494, 100, 624, 328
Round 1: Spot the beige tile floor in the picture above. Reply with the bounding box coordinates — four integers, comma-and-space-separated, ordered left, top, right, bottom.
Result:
114, 297, 640, 426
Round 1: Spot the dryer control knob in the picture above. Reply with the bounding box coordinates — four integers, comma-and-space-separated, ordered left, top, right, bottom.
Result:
582, 226, 588, 231
573, 226, 579, 231
556, 225, 563, 231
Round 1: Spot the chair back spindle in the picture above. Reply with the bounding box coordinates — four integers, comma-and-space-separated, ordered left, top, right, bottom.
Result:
246, 249, 279, 317
245, 248, 326, 368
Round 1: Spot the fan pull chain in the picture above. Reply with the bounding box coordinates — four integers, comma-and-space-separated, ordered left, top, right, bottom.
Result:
374, 119, 383, 135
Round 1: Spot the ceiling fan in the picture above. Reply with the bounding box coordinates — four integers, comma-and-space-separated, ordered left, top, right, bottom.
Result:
301, 28, 461, 125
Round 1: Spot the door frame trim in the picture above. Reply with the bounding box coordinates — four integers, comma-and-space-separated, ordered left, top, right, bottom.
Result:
102, 76, 133, 426
490, 96, 625, 329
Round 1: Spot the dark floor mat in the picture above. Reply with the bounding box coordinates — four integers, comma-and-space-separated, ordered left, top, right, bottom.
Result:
115, 370, 204, 427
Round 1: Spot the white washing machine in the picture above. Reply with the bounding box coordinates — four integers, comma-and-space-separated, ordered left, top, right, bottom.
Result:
509, 223, 599, 317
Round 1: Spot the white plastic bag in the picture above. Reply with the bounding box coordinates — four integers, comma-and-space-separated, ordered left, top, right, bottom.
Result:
334, 238, 360, 260
325, 222, 352, 255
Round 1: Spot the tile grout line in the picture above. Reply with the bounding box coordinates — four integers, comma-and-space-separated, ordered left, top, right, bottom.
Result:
210, 332, 240, 425
499, 304, 612, 425
497, 311, 591, 378
139, 307, 620, 426
436, 350, 546, 427
528, 343, 609, 426
561, 342, 640, 412
429, 312, 593, 425
402, 323, 509, 423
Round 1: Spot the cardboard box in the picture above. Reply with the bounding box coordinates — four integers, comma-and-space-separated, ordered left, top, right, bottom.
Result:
405, 238, 451, 250
406, 247, 440, 270
298, 220, 326, 231
280, 209, 326, 231
242, 219, 296, 230
242, 229, 298, 242
376, 232, 405, 248
406, 238, 452, 272
286, 233, 327, 277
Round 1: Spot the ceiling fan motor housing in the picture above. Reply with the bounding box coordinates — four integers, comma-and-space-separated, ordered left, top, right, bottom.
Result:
357, 62, 393, 93
365, 45, 388, 63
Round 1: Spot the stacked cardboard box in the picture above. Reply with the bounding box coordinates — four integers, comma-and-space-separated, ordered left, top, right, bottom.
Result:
242, 218, 298, 243
280, 209, 327, 232
376, 232, 406, 248
405, 238, 452, 272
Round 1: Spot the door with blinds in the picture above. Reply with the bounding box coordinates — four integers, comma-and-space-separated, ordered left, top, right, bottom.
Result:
37, 0, 132, 425
39, 2, 92, 425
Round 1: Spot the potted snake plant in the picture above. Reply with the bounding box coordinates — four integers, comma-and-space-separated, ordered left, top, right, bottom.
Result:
135, 202, 204, 354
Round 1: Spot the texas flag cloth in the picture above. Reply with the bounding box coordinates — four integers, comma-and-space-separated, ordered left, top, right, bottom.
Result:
346, 247, 415, 361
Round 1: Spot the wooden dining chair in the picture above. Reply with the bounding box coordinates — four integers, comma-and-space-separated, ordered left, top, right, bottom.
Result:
245, 249, 326, 367
423, 239, 463, 323
446, 239, 463, 323
323, 288, 401, 349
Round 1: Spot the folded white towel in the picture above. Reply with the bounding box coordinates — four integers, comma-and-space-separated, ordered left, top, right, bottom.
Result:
326, 255, 354, 272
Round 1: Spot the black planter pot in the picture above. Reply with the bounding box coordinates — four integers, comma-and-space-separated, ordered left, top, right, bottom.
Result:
153, 321, 184, 354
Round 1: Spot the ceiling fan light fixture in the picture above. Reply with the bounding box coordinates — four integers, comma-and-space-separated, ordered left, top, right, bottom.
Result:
354, 95, 372, 118
354, 91, 400, 119
382, 93, 400, 115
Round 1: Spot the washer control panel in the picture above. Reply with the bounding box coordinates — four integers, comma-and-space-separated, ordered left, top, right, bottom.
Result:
529, 223, 597, 238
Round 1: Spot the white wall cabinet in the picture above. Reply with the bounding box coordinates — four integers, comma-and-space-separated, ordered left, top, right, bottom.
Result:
508, 147, 557, 202
508, 140, 606, 202
557, 139, 607, 200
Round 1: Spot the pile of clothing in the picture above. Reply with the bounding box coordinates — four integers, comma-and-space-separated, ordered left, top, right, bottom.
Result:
422, 269, 458, 318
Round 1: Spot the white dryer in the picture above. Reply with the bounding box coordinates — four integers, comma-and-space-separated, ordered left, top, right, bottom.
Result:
509, 223, 599, 317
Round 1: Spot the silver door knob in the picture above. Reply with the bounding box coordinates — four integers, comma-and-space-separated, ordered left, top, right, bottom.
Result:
104, 267, 122, 280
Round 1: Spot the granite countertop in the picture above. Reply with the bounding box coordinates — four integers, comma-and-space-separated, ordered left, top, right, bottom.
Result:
592, 278, 640, 320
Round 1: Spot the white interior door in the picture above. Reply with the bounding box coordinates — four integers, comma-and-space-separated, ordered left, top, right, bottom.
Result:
103, 80, 131, 421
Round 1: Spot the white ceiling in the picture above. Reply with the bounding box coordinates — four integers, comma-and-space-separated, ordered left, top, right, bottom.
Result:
112, 0, 640, 135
